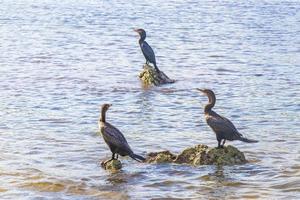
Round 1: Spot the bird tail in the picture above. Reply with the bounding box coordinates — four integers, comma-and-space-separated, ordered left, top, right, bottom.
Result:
153, 63, 160, 72
130, 153, 146, 162
239, 137, 258, 143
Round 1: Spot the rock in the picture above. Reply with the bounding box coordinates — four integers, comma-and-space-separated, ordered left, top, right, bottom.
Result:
139, 64, 175, 86
203, 145, 247, 165
147, 145, 247, 166
101, 159, 122, 171
174, 144, 208, 164
145, 151, 176, 163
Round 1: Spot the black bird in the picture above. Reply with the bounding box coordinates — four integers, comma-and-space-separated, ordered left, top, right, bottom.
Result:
134, 28, 160, 72
196, 89, 258, 148
99, 104, 145, 163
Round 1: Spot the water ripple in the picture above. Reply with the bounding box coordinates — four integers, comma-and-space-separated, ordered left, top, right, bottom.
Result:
0, 0, 299, 199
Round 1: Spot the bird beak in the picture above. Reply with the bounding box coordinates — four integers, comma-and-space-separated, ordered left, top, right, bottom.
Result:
133, 29, 139, 33
196, 88, 204, 93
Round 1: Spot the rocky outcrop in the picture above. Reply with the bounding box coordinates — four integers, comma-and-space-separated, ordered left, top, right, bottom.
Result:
101, 159, 122, 171
146, 145, 247, 166
100, 145, 247, 171
139, 64, 175, 86
145, 151, 177, 164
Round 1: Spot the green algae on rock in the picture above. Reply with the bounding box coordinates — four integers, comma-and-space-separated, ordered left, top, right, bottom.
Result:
101, 159, 122, 171
146, 145, 247, 166
139, 64, 175, 86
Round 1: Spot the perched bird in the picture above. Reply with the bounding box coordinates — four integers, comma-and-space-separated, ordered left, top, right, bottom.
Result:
134, 28, 160, 72
99, 104, 145, 163
196, 89, 258, 148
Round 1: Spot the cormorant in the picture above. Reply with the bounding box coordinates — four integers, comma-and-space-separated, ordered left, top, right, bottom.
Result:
99, 104, 145, 163
196, 89, 258, 148
134, 28, 160, 72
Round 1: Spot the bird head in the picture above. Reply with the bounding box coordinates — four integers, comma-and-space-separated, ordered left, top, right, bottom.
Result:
134, 28, 146, 39
101, 103, 112, 112
196, 88, 215, 98
196, 89, 216, 111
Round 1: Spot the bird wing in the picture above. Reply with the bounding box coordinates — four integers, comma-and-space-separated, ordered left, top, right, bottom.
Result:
101, 122, 132, 152
206, 113, 242, 140
141, 41, 156, 63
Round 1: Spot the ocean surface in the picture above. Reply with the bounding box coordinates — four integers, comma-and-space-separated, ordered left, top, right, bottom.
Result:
0, 0, 299, 199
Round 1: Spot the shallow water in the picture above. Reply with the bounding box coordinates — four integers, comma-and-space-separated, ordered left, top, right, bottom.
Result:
0, 0, 300, 199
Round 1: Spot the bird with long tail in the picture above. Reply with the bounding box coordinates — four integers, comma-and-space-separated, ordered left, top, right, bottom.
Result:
196, 89, 258, 148
99, 104, 145, 164
134, 28, 160, 72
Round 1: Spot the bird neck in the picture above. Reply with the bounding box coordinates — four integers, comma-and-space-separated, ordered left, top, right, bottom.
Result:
100, 109, 107, 122
139, 35, 146, 43
204, 93, 216, 113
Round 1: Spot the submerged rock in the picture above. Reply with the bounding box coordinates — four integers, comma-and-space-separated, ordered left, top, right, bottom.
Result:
101, 159, 122, 171
146, 145, 247, 166
139, 64, 175, 86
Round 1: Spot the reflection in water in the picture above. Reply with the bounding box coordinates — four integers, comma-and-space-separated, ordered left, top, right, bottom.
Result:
105, 171, 130, 200
136, 89, 155, 120
200, 166, 230, 199
106, 171, 129, 185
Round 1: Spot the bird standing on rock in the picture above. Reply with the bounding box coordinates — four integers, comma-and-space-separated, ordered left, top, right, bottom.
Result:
134, 28, 160, 72
196, 89, 258, 148
99, 104, 145, 164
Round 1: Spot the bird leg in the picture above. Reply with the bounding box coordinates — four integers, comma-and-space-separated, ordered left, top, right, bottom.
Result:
116, 154, 119, 159
102, 153, 116, 165
217, 139, 222, 149
221, 139, 226, 148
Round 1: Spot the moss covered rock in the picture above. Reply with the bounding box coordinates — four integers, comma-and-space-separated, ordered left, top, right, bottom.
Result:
147, 145, 247, 166
174, 144, 208, 164
139, 64, 175, 86
203, 145, 246, 165
145, 151, 176, 163
101, 159, 122, 171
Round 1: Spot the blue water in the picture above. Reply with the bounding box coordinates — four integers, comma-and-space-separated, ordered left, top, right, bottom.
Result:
0, 0, 299, 199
